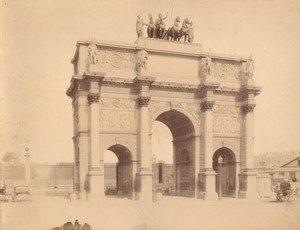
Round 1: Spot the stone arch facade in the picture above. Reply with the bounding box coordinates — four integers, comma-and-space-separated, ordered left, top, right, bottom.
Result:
67, 38, 261, 201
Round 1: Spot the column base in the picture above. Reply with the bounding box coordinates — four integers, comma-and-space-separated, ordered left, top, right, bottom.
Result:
135, 169, 153, 202
86, 168, 105, 202
198, 170, 218, 201
238, 170, 260, 200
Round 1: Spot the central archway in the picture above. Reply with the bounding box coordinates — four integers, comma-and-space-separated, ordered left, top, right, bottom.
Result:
104, 144, 133, 199
151, 109, 196, 197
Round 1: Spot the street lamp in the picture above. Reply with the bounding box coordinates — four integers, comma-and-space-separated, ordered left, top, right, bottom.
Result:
218, 155, 223, 200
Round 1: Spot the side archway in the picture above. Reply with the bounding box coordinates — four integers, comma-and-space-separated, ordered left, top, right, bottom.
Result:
104, 144, 134, 199
213, 147, 237, 197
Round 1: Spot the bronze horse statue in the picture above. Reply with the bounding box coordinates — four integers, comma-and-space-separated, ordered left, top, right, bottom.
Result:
180, 18, 190, 42
164, 16, 181, 41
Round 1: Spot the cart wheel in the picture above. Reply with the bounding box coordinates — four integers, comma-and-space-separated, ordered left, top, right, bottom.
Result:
276, 194, 282, 202
281, 193, 290, 202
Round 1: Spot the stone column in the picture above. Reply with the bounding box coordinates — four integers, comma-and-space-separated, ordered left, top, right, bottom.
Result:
201, 100, 218, 200
137, 96, 153, 202
86, 80, 104, 201
134, 76, 155, 202
239, 104, 258, 199
24, 147, 31, 186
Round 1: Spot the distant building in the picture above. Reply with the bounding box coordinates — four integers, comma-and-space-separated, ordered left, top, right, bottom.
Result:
152, 161, 174, 195
0, 162, 73, 197
255, 151, 300, 184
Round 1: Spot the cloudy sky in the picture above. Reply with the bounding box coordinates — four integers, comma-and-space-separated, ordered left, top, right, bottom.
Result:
1, 0, 300, 164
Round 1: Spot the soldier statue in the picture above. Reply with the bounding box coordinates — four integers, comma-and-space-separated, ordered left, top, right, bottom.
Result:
88, 41, 98, 65
136, 14, 148, 38
246, 56, 254, 78
188, 21, 194, 43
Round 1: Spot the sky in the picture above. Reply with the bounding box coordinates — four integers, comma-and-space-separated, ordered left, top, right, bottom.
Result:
0, 0, 300, 164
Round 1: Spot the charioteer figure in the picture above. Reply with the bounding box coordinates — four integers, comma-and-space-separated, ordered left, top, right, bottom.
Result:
155, 12, 168, 39
147, 13, 156, 38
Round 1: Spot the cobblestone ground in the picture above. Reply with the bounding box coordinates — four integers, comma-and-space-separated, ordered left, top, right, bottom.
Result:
1, 195, 300, 230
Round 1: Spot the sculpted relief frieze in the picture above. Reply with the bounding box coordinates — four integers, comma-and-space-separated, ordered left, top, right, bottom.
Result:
212, 104, 240, 116
99, 98, 136, 109
96, 49, 135, 70
99, 110, 136, 130
213, 117, 240, 134
211, 62, 240, 81
213, 104, 240, 134
149, 100, 201, 126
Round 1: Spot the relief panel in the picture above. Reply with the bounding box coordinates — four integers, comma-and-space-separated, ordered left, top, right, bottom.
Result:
213, 104, 241, 134
96, 49, 135, 70
99, 110, 136, 130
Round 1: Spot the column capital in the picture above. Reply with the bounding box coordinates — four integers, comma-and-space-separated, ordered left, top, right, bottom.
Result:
242, 104, 256, 113
201, 100, 215, 112
138, 96, 151, 107
88, 93, 100, 103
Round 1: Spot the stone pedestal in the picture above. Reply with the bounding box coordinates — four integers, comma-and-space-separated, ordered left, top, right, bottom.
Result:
199, 170, 218, 200
238, 171, 259, 199
257, 173, 272, 198
86, 169, 104, 201
136, 170, 153, 202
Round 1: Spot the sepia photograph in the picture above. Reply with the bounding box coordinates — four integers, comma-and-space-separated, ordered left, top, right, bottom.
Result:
0, 0, 300, 229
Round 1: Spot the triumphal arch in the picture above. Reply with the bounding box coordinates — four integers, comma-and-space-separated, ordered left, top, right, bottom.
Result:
67, 37, 261, 202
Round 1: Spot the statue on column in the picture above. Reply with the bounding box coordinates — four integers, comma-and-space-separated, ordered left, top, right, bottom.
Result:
147, 13, 156, 38
188, 21, 194, 43
246, 55, 254, 78
205, 52, 212, 75
137, 49, 148, 70
136, 14, 148, 38
88, 41, 98, 65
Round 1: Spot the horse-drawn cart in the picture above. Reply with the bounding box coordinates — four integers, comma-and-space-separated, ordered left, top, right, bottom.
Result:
273, 181, 295, 202
0, 185, 12, 202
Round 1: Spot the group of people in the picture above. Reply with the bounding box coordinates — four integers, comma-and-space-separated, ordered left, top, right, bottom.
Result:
136, 13, 194, 43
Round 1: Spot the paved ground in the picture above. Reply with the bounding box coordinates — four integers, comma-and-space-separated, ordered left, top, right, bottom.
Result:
1, 195, 300, 230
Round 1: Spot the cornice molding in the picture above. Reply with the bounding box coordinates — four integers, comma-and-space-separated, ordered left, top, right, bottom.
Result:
198, 82, 220, 91
240, 85, 262, 96
151, 82, 198, 92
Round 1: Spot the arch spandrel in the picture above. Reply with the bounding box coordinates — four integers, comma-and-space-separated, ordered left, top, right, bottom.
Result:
213, 142, 240, 162
100, 138, 137, 162
149, 101, 201, 137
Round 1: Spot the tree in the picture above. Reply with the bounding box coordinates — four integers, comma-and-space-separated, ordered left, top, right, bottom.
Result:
2, 152, 20, 164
